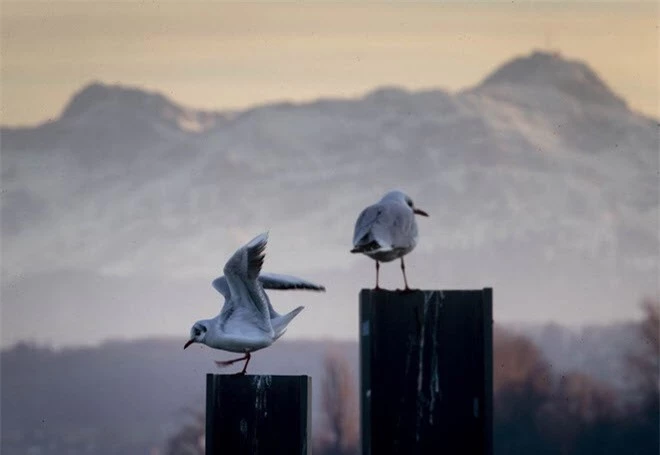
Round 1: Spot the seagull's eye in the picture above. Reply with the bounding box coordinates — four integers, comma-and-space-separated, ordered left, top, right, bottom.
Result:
194, 328, 201, 336
407, 200, 413, 207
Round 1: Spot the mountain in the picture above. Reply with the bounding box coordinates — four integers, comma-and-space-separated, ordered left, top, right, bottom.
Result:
478, 50, 628, 109
1, 50, 658, 347
59, 82, 228, 132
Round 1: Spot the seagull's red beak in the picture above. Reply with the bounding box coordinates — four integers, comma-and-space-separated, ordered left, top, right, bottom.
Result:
183, 339, 195, 350
413, 208, 429, 217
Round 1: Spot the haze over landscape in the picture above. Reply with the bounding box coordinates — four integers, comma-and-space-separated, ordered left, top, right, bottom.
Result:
2, 1, 657, 347
1, 3, 658, 454
2, 50, 658, 347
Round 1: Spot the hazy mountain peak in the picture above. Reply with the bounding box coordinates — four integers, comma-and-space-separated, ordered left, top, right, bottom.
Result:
478, 50, 627, 109
61, 82, 169, 119
2, 53, 657, 343
60, 82, 224, 132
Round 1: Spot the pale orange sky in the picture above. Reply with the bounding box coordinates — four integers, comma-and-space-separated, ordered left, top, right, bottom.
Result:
1, 1, 658, 126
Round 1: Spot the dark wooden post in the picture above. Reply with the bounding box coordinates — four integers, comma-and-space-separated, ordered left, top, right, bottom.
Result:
360, 288, 493, 455
206, 374, 311, 455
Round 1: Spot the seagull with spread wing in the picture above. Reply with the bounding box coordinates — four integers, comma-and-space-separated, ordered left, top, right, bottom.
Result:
183, 232, 325, 374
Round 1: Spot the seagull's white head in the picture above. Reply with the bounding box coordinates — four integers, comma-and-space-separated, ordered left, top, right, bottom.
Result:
381, 190, 429, 217
183, 320, 210, 349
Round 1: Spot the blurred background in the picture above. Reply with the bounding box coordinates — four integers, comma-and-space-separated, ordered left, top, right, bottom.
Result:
1, 1, 658, 454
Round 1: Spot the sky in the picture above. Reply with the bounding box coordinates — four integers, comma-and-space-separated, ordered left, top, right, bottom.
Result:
1, 1, 658, 127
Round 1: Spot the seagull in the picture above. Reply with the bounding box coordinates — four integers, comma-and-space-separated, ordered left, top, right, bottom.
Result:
183, 232, 325, 374
351, 190, 429, 290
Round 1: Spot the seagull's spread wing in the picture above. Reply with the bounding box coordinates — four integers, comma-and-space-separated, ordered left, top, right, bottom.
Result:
258, 273, 326, 292
213, 271, 323, 322
211, 276, 231, 298
212, 273, 325, 298
220, 233, 272, 333
258, 272, 323, 320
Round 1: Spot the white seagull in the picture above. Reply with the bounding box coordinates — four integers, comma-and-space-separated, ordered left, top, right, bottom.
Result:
351, 190, 429, 290
184, 232, 325, 374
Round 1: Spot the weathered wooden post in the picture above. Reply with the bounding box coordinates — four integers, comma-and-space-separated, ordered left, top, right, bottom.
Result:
360, 288, 493, 454
206, 374, 312, 455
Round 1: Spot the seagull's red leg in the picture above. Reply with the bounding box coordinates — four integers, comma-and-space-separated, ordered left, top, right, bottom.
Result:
215, 354, 249, 374
240, 352, 252, 375
400, 257, 410, 291
375, 261, 381, 290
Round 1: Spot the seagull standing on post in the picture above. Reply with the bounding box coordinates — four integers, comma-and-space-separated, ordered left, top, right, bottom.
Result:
184, 232, 325, 374
351, 190, 429, 290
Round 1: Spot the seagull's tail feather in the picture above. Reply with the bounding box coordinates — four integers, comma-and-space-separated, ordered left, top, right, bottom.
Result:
351, 239, 390, 254
272, 306, 304, 339
273, 328, 288, 342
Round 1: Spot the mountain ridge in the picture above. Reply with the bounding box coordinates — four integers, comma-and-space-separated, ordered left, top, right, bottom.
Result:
1, 50, 657, 347
476, 50, 628, 109
2, 51, 654, 135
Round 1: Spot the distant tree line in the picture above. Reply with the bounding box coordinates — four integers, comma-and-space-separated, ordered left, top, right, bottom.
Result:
164, 300, 659, 455
493, 298, 658, 455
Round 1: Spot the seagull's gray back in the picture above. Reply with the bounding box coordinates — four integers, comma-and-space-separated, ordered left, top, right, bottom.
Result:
352, 198, 419, 262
